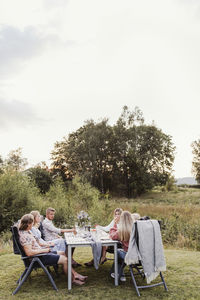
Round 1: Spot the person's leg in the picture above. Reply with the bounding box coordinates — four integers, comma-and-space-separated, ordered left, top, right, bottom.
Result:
117, 250, 126, 278
57, 251, 65, 256
100, 246, 108, 264
110, 249, 126, 277
57, 255, 86, 285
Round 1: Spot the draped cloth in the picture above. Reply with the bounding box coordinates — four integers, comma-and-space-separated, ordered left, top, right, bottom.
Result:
125, 220, 166, 283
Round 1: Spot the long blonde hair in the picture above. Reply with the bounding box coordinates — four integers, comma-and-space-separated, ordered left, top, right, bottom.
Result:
30, 210, 40, 227
118, 211, 133, 242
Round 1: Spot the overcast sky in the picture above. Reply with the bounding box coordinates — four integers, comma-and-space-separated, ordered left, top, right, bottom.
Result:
0, 0, 200, 178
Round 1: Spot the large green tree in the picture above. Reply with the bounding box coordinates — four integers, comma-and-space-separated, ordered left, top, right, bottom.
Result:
25, 166, 53, 194
191, 139, 200, 183
51, 106, 175, 196
111, 106, 175, 196
51, 119, 115, 193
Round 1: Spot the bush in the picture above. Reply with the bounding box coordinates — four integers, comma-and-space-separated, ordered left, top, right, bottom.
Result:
40, 176, 107, 227
0, 230, 12, 255
41, 177, 75, 227
0, 171, 42, 232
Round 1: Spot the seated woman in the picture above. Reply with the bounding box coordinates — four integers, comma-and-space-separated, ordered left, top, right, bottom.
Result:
18, 213, 87, 286
97, 208, 123, 232
30, 210, 79, 267
30, 211, 66, 252
84, 208, 123, 266
109, 210, 133, 281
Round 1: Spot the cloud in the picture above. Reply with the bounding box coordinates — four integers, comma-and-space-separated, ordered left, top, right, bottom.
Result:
43, 0, 69, 10
0, 24, 78, 78
0, 97, 41, 130
0, 25, 58, 78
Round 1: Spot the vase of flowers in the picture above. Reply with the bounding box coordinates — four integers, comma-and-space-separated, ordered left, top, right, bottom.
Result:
77, 210, 90, 229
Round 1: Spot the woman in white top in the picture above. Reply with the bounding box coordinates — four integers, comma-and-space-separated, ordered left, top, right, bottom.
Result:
97, 208, 123, 232
99, 207, 123, 263
84, 208, 123, 266
30, 211, 66, 253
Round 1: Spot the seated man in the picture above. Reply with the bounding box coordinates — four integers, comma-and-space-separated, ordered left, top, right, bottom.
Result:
42, 207, 81, 267
18, 214, 87, 285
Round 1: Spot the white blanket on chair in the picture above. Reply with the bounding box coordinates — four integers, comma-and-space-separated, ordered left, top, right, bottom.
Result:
125, 220, 166, 283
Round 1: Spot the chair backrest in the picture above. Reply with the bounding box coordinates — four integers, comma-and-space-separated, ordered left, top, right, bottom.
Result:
38, 221, 45, 240
134, 219, 162, 249
11, 225, 26, 257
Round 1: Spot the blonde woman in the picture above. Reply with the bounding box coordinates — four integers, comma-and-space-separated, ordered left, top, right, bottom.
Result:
109, 211, 133, 281
85, 208, 123, 267
18, 214, 87, 285
30, 211, 66, 252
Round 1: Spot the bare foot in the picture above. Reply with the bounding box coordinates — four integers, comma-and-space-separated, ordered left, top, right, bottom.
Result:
72, 279, 85, 286
75, 275, 88, 281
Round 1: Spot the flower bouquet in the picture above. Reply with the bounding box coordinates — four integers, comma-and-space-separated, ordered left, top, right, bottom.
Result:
77, 210, 90, 229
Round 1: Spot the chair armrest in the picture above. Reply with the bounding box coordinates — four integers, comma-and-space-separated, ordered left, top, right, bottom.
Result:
21, 253, 50, 260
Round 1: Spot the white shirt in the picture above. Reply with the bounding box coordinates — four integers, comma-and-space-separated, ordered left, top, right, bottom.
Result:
98, 220, 115, 232
42, 218, 61, 241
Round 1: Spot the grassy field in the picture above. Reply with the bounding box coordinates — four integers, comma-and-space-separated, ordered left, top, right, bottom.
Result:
0, 247, 200, 300
0, 188, 200, 299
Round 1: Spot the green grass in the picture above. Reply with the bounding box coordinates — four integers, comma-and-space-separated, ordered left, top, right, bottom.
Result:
0, 247, 200, 300
112, 187, 200, 205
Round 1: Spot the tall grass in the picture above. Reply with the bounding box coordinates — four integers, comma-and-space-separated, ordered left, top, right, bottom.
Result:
1, 187, 200, 251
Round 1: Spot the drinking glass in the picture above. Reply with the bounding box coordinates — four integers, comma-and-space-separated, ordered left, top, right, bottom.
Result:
87, 222, 91, 232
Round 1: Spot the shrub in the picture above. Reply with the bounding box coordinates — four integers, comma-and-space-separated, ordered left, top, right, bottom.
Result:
40, 176, 108, 228
0, 171, 41, 231
41, 177, 75, 227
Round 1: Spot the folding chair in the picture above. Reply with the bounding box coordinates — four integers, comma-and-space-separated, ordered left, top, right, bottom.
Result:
38, 221, 45, 240
11, 225, 58, 295
119, 220, 168, 297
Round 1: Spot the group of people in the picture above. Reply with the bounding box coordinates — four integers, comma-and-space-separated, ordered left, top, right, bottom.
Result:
17, 207, 141, 286
18, 208, 86, 286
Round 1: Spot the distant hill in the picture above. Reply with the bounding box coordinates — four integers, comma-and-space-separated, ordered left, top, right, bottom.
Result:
175, 177, 197, 185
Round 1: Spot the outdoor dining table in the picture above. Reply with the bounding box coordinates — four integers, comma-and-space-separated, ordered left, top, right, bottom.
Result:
64, 230, 119, 290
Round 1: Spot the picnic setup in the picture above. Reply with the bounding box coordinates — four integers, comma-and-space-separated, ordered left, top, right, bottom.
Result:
11, 207, 168, 297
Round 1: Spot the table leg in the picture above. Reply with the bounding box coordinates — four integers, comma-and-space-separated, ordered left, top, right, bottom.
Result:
68, 245, 72, 290
114, 243, 118, 286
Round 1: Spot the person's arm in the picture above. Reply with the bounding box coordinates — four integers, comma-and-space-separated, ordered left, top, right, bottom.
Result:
38, 239, 49, 247
109, 224, 119, 240
31, 227, 49, 246
43, 221, 61, 235
23, 244, 50, 256
43, 220, 76, 235
60, 228, 76, 234
98, 220, 114, 232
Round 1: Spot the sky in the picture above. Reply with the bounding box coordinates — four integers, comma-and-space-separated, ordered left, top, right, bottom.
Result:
0, 0, 200, 178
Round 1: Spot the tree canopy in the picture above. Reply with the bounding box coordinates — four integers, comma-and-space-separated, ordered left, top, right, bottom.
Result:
25, 166, 53, 194
51, 106, 175, 196
192, 139, 200, 183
